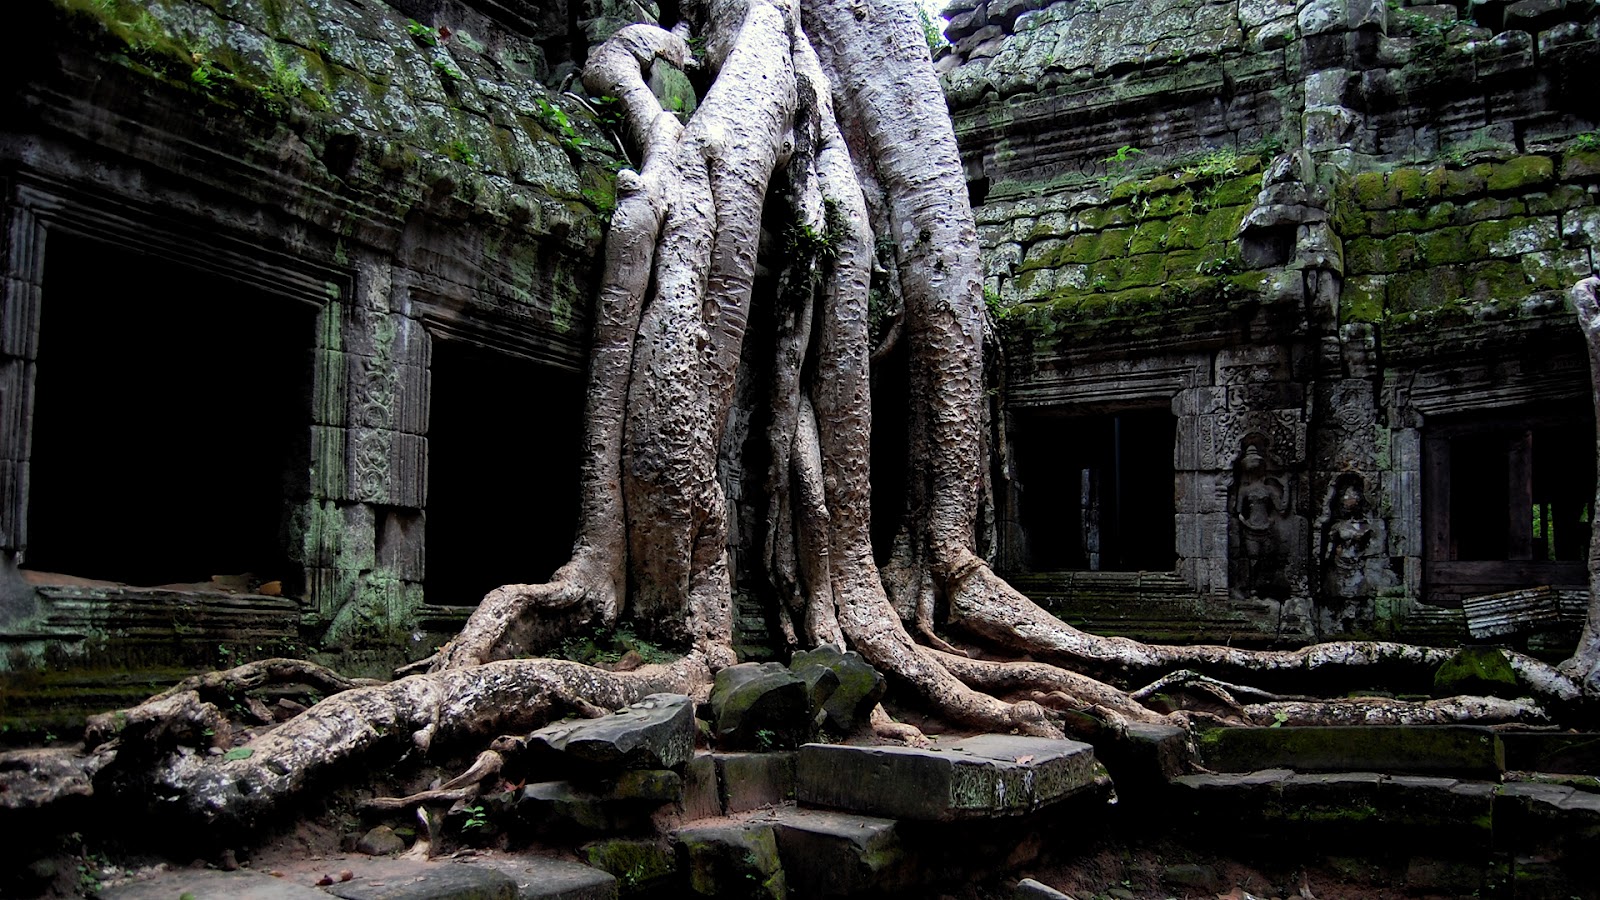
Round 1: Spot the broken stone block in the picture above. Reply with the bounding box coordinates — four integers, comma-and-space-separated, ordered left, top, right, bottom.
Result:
355, 825, 406, 856
771, 808, 905, 897
674, 822, 786, 898
583, 838, 677, 895
529, 693, 695, 773
789, 645, 886, 736
708, 663, 808, 751
796, 734, 1101, 821
714, 752, 795, 813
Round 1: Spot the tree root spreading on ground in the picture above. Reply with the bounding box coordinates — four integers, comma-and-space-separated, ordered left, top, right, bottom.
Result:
3, 0, 1597, 845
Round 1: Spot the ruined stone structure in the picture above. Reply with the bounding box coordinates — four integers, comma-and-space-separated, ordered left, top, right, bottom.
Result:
0, 0, 1596, 727
0, 0, 619, 690
951, 0, 1600, 648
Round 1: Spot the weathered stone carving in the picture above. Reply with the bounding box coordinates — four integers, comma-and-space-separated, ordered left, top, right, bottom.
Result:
1230, 432, 1292, 600
1315, 471, 1395, 628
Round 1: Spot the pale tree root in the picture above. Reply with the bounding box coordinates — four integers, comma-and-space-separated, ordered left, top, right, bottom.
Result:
945, 562, 1584, 716
16, 656, 711, 843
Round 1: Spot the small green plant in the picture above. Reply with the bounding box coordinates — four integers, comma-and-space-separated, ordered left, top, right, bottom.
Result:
1196, 255, 1242, 276
533, 97, 592, 153
405, 19, 437, 47
432, 59, 465, 84
445, 140, 477, 165
189, 53, 229, 90
755, 728, 776, 751
1270, 710, 1290, 727
461, 804, 489, 830
1103, 145, 1143, 165
224, 747, 254, 761
1575, 132, 1600, 151
1182, 147, 1244, 179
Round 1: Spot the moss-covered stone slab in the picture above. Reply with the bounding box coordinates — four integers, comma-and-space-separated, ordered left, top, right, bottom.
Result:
769, 808, 904, 898
709, 663, 809, 751
672, 822, 786, 899
1196, 725, 1503, 776
581, 839, 676, 896
789, 645, 885, 736
795, 734, 1099, 821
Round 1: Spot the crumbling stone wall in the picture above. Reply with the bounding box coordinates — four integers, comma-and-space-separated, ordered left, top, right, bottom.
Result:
950, 0, 1599, 645
0, 0, 620, 677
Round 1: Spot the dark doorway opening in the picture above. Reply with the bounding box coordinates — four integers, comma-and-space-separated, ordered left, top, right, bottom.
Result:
1438, 413, 1593, 563
1012, 408, 1177, 572
425, 339, 583, 605
25, 233, 315, 588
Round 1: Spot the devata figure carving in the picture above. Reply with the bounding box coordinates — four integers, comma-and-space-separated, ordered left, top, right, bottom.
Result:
1231, 432, 1291, 599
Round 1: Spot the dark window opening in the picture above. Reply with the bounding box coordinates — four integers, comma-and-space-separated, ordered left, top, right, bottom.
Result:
25, 233, 314, 588
1012, 408, 1176, 572
425, 339, 583, 605
1442, 419, 1592, 563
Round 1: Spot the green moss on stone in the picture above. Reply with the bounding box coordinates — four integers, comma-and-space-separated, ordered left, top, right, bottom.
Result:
1562, 148, 1600, 180
1467, 217, 1559, 258
585, 838, 676, 892
1433, 647, 1521, 699
1350, 171, 1393, 208
1390, 168, 1427, 204
1486, 155, 1554, 193
1415, 226, 1472, 266
1341, 275, 1387, 324
1345, 234, 1418, 275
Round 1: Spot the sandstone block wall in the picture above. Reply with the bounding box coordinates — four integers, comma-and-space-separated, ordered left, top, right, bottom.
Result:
950, 0, 1599, 645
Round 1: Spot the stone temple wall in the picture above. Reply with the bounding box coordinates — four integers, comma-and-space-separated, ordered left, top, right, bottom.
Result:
950, 0, 1600, 647
0, 0, 624, 690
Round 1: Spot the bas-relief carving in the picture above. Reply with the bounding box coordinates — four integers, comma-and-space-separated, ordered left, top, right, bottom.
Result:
1229, 432, 1294, 600
1314, 470, 1398, 632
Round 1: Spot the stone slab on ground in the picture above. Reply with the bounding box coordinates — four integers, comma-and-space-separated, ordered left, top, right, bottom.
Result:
323, 859, 518, 900
769, 807, 905, 898
100, 869, 331, 900
1196, 725, 1503, 776
467, 856, 618, 900
796, 734, 1099, 821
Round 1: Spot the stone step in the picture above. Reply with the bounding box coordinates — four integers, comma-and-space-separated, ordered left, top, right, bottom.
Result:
1499, 730, 1600, 774
1169, 767, 1600, 856
1197, 725, 1600, 779
795, 734, 1104, 821
1196, 725, 1504, 777
767, 807, 906, 898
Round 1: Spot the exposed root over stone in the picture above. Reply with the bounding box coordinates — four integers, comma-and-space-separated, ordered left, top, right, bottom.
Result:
6, 0, 1600, 844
